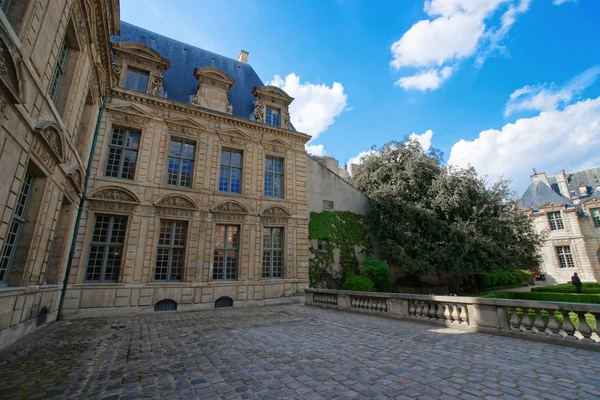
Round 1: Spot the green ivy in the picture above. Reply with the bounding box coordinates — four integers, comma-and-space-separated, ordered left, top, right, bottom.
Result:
308, 211, 371, 288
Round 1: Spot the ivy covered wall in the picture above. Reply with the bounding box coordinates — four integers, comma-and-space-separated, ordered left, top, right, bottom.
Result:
308, 211, 372, 288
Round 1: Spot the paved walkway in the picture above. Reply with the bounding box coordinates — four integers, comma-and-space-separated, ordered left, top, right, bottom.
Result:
0, 305, 599, 399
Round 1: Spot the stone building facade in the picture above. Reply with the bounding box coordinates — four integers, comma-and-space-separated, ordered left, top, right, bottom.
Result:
0, 0, 118, 349
59, 23, 311, 318
519, 168, 600, 283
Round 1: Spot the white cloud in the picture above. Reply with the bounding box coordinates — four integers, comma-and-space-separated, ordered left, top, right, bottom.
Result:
391, 0, 529, 91
348, 150, 376, 166
269, 74, 348, 140
396, 67, 453, 91
448, 97, 600, 193
553, 0, 576, 5
505, 65, 600, 116
409, 129, 434, 151
306, 144, 326, 156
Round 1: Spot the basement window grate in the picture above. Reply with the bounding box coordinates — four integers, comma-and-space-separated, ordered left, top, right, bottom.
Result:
36, 307, 48, 327
214, 296, 233, 308
154, 299, 178, 311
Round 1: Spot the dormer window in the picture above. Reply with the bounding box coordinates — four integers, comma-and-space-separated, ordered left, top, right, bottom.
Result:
112, 42, 170, 96
252, 86, 294, 129
125, 67, 149, 93
266, 108, 280, 126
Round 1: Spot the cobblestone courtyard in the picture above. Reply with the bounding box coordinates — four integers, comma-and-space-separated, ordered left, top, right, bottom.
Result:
0, 305, 599, 400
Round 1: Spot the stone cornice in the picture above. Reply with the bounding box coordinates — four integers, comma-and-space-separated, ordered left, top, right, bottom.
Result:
110, 88, 311, 143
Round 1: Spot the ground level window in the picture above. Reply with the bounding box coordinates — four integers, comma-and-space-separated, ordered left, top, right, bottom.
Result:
263, 227, 283, 279
85, 215, 128, 282
556, 246, 575, 269
154, 299, 178, 311
213, 225, 239, 280
215, 296, 233, 308
154, 220, 188, 281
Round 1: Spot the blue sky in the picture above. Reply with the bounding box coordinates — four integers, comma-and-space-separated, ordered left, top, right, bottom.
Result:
120, 0, 600, 193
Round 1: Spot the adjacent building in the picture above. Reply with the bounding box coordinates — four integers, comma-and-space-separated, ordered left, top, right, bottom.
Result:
0, 0, 118, 348
519, 168, 600, 283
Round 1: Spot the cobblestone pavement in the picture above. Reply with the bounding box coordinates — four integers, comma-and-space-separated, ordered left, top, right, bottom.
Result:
1, 305, 599, 399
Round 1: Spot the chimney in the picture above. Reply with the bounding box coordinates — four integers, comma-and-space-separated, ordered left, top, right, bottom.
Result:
530, 171, 550, 186
237, 50, 249, 63
578, 181, 588, 196
554, 169, 570, 197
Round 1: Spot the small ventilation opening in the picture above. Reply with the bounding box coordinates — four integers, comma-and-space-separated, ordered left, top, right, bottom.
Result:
36, 307, 48, 326
154, 299, 178, 312
215, 297, 233, 308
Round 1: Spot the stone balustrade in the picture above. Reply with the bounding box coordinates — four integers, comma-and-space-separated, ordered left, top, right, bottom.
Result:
305, 289, 600, 350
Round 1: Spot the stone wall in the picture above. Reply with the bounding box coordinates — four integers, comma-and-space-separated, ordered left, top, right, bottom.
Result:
0, 0, 116, 350
62, 87, 311, 316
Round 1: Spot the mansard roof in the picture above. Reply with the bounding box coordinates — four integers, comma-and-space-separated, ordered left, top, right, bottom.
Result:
518, 178, 574, 211
112, 22, 266, 122
547, 166, 600, 197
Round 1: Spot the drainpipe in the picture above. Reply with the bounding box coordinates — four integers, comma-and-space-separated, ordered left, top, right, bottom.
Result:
57, 96, 105, 320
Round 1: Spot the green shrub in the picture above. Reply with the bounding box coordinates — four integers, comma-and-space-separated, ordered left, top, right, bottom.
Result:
520, 270, 533, 282
473, 270, 525, 291
362, 255, 392, 292
480, 291, 600, 304
343, 275, 375, 292
532, 283, 600, 294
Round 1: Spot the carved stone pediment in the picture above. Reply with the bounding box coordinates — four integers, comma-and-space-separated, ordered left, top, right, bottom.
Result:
68, 165, 85, 191
0, 34, 23, 103
165, 116, 209, 136
263, 138, 291, 153
155, 195, 198, 210
89, 187, 140, 203
539, 202, 566, 212
34, 121, 65, 163
211, 201, 249, 215
253, 86, 294, 104
107, 103, 153, 126
193, 67, 235, 88
260, 206, 292, 218
88, 187, 140, 212
112, 42, 171, 69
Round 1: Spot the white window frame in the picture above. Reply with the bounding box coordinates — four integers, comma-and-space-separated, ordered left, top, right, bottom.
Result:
556, 246, 575, 269
548, 211, 564, 230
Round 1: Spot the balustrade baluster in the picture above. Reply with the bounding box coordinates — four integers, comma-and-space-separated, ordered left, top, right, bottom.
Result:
533, 309, 546, 334
521, 308, 534, 332
436, 302, 445, 320
546, 310, 561, 336
576, 312, 594, 341
414, 302, 422, 317
443, 303, 451, 321
450, 304, 459, 323
428, 302, 436, 319
509, 308, 520, 330
560, 311, 576, 339
459, 304, 468, 324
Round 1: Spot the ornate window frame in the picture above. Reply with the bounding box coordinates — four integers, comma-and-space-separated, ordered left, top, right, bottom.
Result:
111, 42, 171, 96
252, 85, 294, 129
191, 66, 235, 114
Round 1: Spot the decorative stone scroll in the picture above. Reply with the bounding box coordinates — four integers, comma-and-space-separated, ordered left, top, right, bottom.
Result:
165, 117, 208, 137
155, 195, 198, 216
0, 35, 23, 104
88, 187, 140, 212
68, 166, 85, 192
106, 103, 153, 127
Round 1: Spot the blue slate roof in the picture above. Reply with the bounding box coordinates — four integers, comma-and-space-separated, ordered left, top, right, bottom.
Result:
112, 22, 265, 121
547, 167, 600, 198
518, 178, 574, 210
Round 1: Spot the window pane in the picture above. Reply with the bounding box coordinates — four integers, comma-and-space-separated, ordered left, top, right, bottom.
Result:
273, 228, 283, 249
170, 248, 185, 281
181, 160, 194, 187
183, 143, 195, 159
111, 129, 125, 146
231, 151, 242, 168
227, 226, 239, 249
230, 168, 241, 193
219, 166, 230, 192
85, 245, 105, 281
121, 150, 138, 179
105, 148, 122, 177
136, 71, 149, 92
221, 150, 231, 166
263, 228, 272, 248
104, 246, 122, 281
215, 225, 225, 248
273, 159, 283, 173
125, 132, 140, 150
158, 220, 172, 246
213, 250, 224, 280
86, 215, 127, 283
167, 157, 180, 185
169, 140, 182, 157
92, 216, 110, 243
265, 158, 273, 172
264, 172, 273, 197
225, 250, 238, 280
155, 248, 169, 281
110, 216, 128, 244
273, 174, 282, 198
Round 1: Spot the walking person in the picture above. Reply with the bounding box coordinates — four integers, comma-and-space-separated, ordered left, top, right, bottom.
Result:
571, 272, 582, 294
